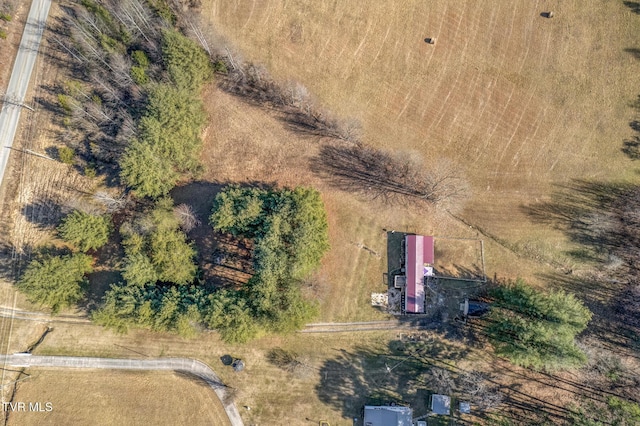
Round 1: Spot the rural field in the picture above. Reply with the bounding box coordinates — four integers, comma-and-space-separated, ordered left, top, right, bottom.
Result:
27, 317, 630, 426
6, 370, 230, 426
202, 0, 640, 273
0, 0, 639, 425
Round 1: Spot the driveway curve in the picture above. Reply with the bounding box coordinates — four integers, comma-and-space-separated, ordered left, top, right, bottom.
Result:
0, 354, 244, 426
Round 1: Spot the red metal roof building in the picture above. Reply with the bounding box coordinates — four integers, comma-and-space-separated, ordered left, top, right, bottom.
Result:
405, 235, 435, 314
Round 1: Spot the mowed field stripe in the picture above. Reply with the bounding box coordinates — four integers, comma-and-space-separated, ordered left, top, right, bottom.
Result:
475, 85, 515, 163
241, 0, 256, 30
497, 86, 537, 165
352, 19, 373, 59
423, 7, 466, 137
441, 4, 485, 148
511, 107, 546, 169
467, 6, 500, 153
517, 0, 539, 74
369, 25, 391, 66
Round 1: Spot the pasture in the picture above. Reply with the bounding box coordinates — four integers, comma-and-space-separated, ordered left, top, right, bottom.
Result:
202, 0, 640, 280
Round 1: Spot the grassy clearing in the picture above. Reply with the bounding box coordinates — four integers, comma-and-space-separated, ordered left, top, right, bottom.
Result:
30, 319, 405, 424
6, 370, 230, 426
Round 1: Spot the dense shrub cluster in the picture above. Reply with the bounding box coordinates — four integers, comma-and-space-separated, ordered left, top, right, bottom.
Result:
119, 29, 211, 197
58, 210, 111, 252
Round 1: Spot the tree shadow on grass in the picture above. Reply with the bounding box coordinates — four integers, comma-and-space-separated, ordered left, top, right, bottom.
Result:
0, 242, 42, 282
316, 336, 615, 423
536, 272, 640, 357
521, 180, 635, 260
173, 370, 225, 389
316, 338, 472, 420
21, 197, 66, 230
622, 95, 640, 159
622, 118, 640, 160
623, 1, 640, 15
623, 48, 640, 61
316, 345, 416, 420
522, 180, 640, 355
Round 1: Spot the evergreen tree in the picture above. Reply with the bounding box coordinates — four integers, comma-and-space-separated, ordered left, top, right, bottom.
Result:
138, 84, 206, 173
288, 187, 330, 279
162, 29, 212, 92
120, 199, 197, 286
58, 210, 111, 252
119, 140, 179, 198
18, 254, 93, 313
209, 186, 329, 339
206, 290, 260, 343
486, 280, 592, 370
122, 253, 158, 286
94, 283, 207, 337
149, 228, 197, 285
210, 186, 266, 236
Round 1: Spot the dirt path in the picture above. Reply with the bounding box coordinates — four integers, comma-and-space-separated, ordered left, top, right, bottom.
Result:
0, 304, 438, 334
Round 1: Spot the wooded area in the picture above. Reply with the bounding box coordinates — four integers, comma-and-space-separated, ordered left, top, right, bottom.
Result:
16, 0, 330, 342
91, 186, 330, 342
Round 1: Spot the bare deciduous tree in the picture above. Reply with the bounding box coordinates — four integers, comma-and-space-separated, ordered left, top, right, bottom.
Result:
426, 367, 455, 394
104, 0, 160, 46
173, 204, 201, 232
109, 53, 134, 89
312, 143, 469, 206
457, 371, 504, 411
93, 190, 130, 213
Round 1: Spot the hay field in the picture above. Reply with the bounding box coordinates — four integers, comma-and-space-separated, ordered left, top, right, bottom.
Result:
202, 0, 640, 268
6, 370, 230, 426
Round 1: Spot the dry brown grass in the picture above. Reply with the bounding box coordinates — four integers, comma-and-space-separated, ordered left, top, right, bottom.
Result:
0, 2, 97, 271
201, 0, 640, 279
1, 1, 639, 425
6, 370, 230, 426
29, 319, 418, 425
195, 82, 547, 321
0, 1, 28, 91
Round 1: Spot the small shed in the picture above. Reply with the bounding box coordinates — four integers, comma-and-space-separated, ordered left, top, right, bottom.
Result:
431, 394, 451, 415
459, 401, 471, 414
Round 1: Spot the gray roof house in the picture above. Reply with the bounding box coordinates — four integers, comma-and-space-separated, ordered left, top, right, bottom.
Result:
363, 405, 413, 426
